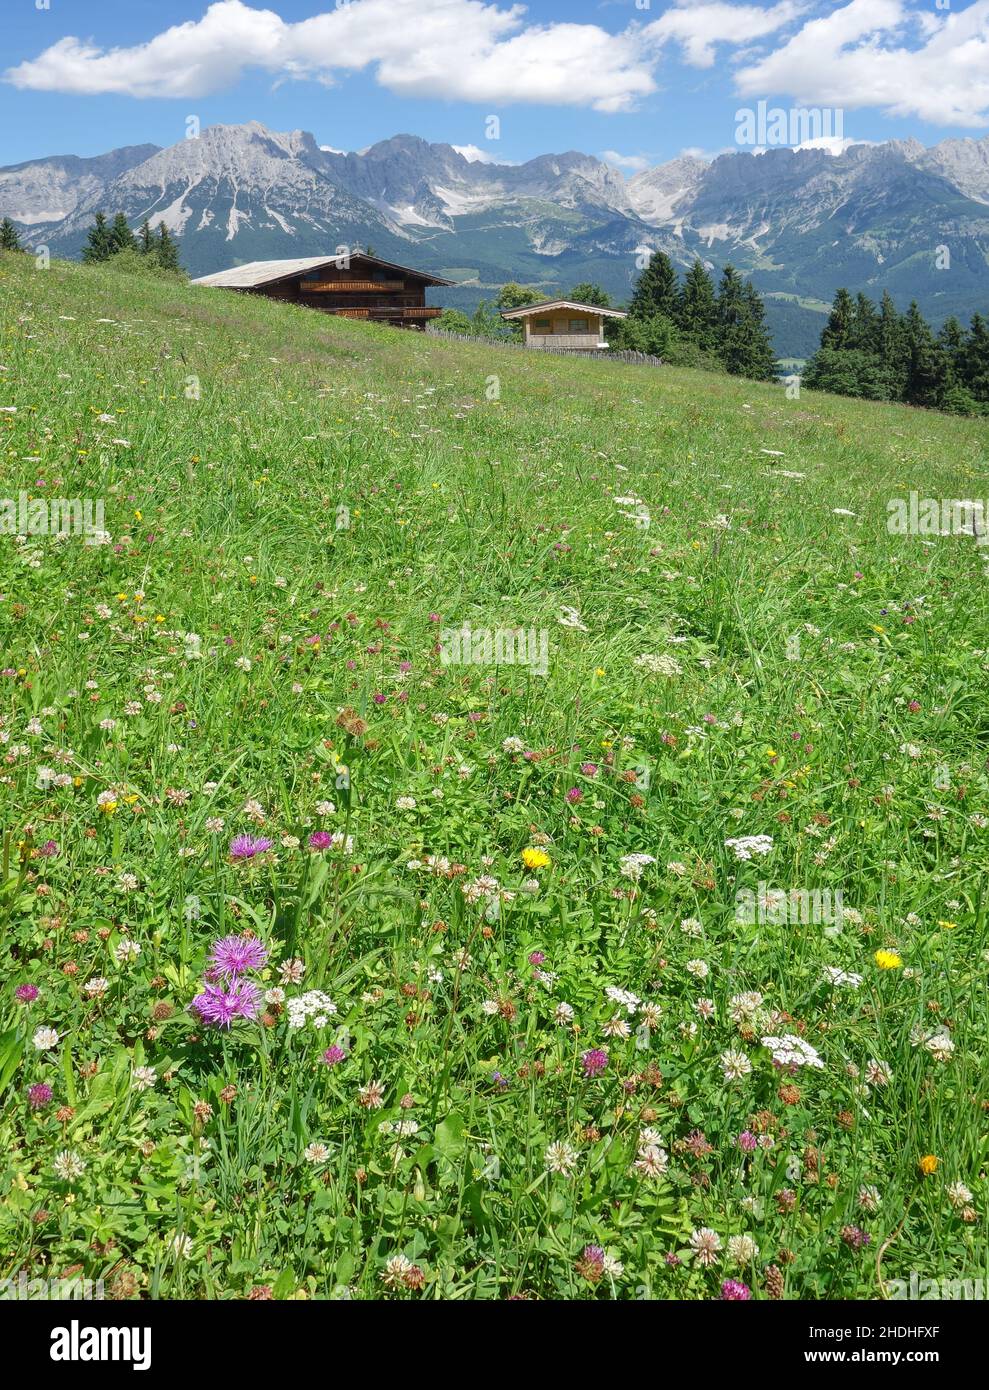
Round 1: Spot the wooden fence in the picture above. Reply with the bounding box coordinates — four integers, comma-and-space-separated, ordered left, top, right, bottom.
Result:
424, 325, 663, 367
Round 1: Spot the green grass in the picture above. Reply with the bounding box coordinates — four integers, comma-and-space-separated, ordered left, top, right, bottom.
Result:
1, 248, 987, 1301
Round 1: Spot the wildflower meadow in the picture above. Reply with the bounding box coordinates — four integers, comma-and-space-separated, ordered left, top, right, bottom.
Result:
1, 249, 987, 1302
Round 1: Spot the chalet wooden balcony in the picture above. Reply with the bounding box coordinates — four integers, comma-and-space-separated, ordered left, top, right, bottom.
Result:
330, 306, 443, 321
300, 279, 406, 292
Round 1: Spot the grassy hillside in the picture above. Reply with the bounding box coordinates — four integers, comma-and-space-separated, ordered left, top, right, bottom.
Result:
1, 250, 987, 1301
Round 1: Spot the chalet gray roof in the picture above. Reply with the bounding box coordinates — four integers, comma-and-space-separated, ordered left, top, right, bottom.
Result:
500, 299, 627, 319
192, 254, 453, 289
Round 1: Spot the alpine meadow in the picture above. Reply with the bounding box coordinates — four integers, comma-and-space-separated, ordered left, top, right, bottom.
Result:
1, 245, 988, 1305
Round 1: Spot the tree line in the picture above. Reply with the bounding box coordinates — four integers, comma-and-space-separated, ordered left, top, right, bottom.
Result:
434, 254, 778, 380
1, 211, 184, 275
82, 212, 183, 273
803, 289, 988, 415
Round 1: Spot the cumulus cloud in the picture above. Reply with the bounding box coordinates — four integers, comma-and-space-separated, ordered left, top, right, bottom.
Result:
645, 1, 807, 68
3, 0, 657, 112
600, 149, 651, 172
6, 0, 987, 129
734, 0, 989, 127
452, 144, 500, 163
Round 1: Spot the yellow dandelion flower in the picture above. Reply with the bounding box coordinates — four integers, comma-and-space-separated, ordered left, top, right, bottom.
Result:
874, 949, 902, 969
937, 919, 957, 931
919, 1154, 938, 1176
521, 847, 551, 870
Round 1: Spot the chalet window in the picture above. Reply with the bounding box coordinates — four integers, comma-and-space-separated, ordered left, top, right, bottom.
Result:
568, 319, 588, 333
533, 318, 552, 333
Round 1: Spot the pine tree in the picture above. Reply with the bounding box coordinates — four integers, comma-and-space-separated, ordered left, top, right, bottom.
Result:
0, 217, 24, 252
154, 224, 181, 272
715, 266, 777, 379
849, 292, 880, 352
109, 213, 137, 254
628, 251, 679, 322
81, 212, 114, 263
678, 260, 718, 353
821, 288, 856, 350
902, 301, 949, 409
876, 291, 906, 400
961, 313, 989, 404
138, 219, 155, 256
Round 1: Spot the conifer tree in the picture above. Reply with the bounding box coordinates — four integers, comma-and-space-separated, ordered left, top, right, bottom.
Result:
902, 301, 948, 408
678, 260, 718, 353
0, 217, 24, 251
820, 288, 856, 350
154, 224, 181, 272
715, 265, 777, 379
628, 251, 679, 321
81, 211, 114, 263
109, 213, 137, 254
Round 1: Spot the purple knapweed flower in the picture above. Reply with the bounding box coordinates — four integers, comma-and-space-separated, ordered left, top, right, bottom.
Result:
208, 935, 268, 980
582, 1047, 609, 1079
191, 978, 262, 1029
229, 834, 273, 860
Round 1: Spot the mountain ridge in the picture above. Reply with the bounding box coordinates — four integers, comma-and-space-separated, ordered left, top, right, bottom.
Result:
3, 121, 988, 357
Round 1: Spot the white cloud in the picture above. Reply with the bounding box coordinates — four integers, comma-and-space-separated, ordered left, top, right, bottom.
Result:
453, 144, 499, 163
8, 0, 987, 129
600, 149, 651, 172
645, 1, 807, 69
3, 0, 659, 112
734, 0, 989, 127
794, 135, 872, 154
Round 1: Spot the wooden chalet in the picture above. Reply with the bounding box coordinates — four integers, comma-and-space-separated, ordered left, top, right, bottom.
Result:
500, 299, 626, 351
191, 253, 452, 328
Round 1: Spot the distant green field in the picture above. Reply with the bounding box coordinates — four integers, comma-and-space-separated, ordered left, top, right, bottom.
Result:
1, 250, 987, 1301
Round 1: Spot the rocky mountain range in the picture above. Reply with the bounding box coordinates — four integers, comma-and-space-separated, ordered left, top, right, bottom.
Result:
3, 120, 988, 357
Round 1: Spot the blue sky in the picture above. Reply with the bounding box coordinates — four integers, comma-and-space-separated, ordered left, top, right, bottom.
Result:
2, 0, 988, 170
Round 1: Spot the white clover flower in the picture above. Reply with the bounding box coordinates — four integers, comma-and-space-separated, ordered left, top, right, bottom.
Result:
544, 1141, 579, 1175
